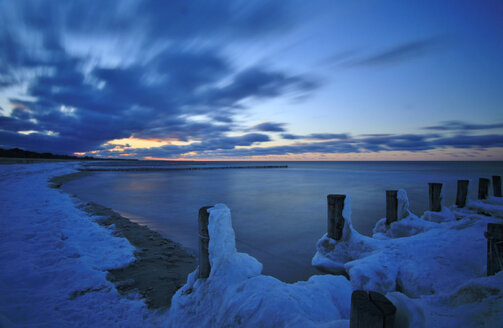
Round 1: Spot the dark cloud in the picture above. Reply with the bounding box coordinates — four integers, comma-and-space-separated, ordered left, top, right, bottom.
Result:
0, 130, 102, 154
359, 133, 392, 137
0, 116, 38, 132
432, 134, 503, 148
99, 131, 503, 159
423, 121, 503, 131
346, 37, 445, 67
0, 0, 319, 154
125, 133, 271, 158
200, 68, 319, 108
123, 138, 358, 159
281, 133, 349, 140
250, 122, 287, 132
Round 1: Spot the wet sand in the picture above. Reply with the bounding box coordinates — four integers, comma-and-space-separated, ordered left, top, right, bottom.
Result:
50, 172, 197, 309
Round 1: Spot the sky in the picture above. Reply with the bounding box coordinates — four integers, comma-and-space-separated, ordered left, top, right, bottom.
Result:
0, 0, 502, 160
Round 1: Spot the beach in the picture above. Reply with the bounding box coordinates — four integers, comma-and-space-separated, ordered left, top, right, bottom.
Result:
50, 169, 197, 309
1, 161, 503, 327
0, 162, 179, 326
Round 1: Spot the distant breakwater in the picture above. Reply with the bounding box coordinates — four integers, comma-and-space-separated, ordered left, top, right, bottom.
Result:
78, 165, 288, 172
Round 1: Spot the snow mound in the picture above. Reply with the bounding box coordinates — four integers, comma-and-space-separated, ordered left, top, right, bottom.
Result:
467, 199, 503, 218
312, 195, 379, 274
168, 204, 353, 328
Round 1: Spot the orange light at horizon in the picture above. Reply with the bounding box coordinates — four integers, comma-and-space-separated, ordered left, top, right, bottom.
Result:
106, 136, 189, 149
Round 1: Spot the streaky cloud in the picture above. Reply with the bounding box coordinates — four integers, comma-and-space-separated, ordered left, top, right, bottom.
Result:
250, 122, 286, 132
423, 120, 503, 131
281, 133, 349, 140
346, 36, 445, 67
0, 0, 320, 154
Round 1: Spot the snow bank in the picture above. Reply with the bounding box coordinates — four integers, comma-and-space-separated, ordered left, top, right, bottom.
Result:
0, 163, 164, 327
313, 189, 503, 327
168, 204, 353, 328
466, 198, 503, 218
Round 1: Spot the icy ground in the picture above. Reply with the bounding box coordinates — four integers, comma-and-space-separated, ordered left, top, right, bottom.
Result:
0, 163, 164, 327
1, 163, 502, 327
0, 163, 354, 327
313, 190, 503, 327
168, 204, 353, 328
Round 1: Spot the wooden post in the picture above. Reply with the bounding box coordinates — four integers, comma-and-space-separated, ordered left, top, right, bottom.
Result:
455, 180, 469, 208
350, 290, 396, 328
485, 223, 503, 276
198, 206, 212, 279
328, 194, 346, 241
428, 183, 442, 212
386, 190, 398, 225
493, 176, 502, 197
478, 178, 490, 200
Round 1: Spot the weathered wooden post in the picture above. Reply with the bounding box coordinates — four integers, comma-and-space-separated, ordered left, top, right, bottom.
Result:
478, 178, 490, 200
198, 206, 213, 279
328, 194, 346, 240
493, 176, 502, 197
386, 190, 398, 225
350, 290, 396, 328
485, 223, 503, 276
455, 180, 469, 208
428, 183, 442, 212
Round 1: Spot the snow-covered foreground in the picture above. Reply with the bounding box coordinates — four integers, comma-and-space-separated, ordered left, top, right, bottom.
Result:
0, 163, 354, 327
0, 163, 164, 327
313, 191, 503, 327
1, 163, 502, 327
168, 204, 353, 327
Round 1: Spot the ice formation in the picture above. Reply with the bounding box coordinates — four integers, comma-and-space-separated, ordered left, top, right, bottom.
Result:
313, 189, 503, 327
168, 204, 354, 328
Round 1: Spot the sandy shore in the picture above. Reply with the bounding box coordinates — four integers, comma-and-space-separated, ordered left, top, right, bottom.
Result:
49, 172, 196, 309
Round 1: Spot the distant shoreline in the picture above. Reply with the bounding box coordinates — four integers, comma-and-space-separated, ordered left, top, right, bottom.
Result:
0, 157, 80, 165
50, 171, 196, 309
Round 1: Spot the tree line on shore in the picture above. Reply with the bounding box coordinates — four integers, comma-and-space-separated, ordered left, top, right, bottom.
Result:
0, 148, 130, 161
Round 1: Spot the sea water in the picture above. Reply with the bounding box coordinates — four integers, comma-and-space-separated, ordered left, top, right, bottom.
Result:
63, 161, 503, 282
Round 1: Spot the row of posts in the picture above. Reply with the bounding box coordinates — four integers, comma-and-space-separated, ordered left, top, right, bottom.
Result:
195, 176, 502, 327
415, 176, 500, 218
198, 176, 503, 278
328, 176, 502, 242
326, 176, 502, 327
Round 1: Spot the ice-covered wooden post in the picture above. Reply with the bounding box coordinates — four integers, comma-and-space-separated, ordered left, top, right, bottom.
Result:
493, 176, 502, 197
350, 290, 396, 328
386, 190, 398, 225
478, 178, 490, 200
198, 206, 213, 279
485, 223, 503, 276
428, 183, 442, 212
455, 180, 469, 208
327, 194, 346, 241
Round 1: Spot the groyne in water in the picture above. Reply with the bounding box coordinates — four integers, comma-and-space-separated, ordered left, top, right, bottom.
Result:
78, 165, 288, 172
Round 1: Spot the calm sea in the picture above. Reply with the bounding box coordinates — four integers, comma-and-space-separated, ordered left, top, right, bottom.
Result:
63, 161, 503, 282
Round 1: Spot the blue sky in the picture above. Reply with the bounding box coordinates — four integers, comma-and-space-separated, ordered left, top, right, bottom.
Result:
0, 0, 502, 160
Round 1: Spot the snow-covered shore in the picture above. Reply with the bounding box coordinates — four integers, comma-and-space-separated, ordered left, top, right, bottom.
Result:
1, 162, 502, 327
0, 163, 164, 327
